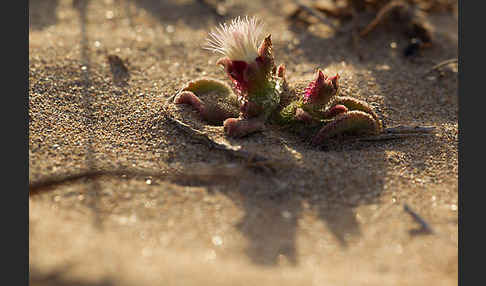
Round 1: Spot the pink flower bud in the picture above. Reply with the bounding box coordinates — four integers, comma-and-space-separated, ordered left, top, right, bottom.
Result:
256, 35, 274, 75
303, 70, 339, 106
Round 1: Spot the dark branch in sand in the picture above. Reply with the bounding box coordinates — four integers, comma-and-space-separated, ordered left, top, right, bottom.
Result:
163, 112, 282, 173
342, 125, 436, 142
404, 203, 435, 235
424, 58, 458, 75
163, 93, 273, 165
29, 163, 250, 195
358, 133, 432, 142
29, 168, 169, 194
359, 0, 408, 37
164, 113, 220, 148
384, 126, 436, 134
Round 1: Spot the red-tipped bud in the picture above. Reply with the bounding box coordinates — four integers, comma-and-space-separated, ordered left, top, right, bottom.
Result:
256, 35, 275, 74
303, 70, 339, 106
223, 118, 265, 138
258, 35, 272, 59
328, 74, 339, 91
277, 64, 286, 79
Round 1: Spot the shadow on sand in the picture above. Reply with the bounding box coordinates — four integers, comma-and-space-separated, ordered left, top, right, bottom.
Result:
29, 0, 59, 30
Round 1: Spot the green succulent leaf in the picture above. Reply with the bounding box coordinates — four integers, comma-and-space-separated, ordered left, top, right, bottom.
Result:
328, 96, 383, 131
179, 78, 240, 125
312, 110, 382, 145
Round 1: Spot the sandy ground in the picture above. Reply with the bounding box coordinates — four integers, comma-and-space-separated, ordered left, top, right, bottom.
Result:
29, 0, 458, 285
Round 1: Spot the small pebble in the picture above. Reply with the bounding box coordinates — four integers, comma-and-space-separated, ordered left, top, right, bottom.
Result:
281, 210, 292, 219
212, 235, 223, 246
105, 10, 114, 20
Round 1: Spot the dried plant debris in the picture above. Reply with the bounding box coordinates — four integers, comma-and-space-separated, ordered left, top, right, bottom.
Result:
285, 1, 341, 28
107, 54, 130, 85
424, 58, 458, 75
313, 0, 353, 18
404, 203, 435, 235
286, 0, 455, 54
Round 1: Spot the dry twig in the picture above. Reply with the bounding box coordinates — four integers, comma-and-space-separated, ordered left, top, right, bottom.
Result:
358, 133, 432, 141
360, 0, 408, 37
353, 125, 436, 142
424, 58, 458, 75
384, 125, 436, 134
404, 203, 435, 235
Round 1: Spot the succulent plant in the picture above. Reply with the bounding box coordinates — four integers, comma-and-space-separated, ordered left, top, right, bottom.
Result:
173, 16, 382, 145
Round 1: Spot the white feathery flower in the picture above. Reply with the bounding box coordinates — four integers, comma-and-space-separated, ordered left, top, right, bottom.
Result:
205, 16, 264, 62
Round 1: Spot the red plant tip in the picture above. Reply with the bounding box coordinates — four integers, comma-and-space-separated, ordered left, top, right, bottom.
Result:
324, 104, 348, 118
328, 74, 339, 91
256, 35, 275, 74
223, 118, 240, 137
277, 64, 286, 79
295, 108, 314, 123
303, 70, 339, 105
223, 118, 265, 137
258, 35, 272, 59
174, 91, 205, 114
217, 57, 250, 95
